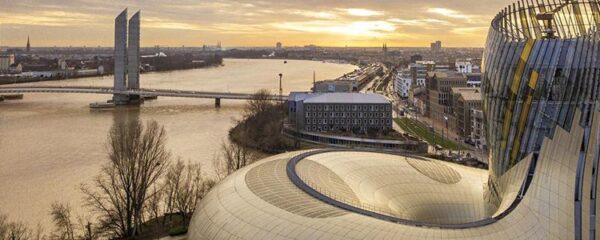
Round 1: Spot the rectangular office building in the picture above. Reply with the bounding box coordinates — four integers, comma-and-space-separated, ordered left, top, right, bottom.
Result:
288, 92, 392, 133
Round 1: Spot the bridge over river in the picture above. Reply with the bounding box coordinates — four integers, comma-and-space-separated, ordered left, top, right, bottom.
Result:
0, 85, 287, 107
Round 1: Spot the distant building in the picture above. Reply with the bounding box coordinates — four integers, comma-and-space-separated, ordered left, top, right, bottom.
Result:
288, 92, 392, 133
426, 71, 468, 129
470, 108, 486, 149
410, 54, 423, 63
451, 87, 482, 139
276, 42, 282, 49
409, 61, 435, 88
0, 54, 15, 72
9, 63, 22, 74
394, 70, 411, 98
313, 80, 356, 93
455, 61, 473, 73
430, 40, 442, 51
466, 73, 481, 87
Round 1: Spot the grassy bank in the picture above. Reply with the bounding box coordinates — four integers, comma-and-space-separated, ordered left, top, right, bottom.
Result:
394, 117, 468, 151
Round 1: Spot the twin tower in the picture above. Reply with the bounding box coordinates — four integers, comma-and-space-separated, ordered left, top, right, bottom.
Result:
113, 9, 141, 104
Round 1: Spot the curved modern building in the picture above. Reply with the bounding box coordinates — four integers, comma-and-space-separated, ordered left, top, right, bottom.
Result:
189, 0, 600, 239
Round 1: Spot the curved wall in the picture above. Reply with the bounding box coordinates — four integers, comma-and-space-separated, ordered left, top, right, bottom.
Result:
481, 0, 600, 190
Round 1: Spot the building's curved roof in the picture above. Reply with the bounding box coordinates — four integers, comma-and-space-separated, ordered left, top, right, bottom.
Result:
188, 108, 598, 239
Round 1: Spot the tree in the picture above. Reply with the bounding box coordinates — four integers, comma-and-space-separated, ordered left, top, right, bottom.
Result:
7, 222, 31, 240
244, 89, 275, 118
145, 185, 163, 225
0, 213, 34, 240
49, 202, 75, 240
80, 120, 171, 238
164, 159, 215, 225
215, 141, 257, 177
0, 214, 8, 240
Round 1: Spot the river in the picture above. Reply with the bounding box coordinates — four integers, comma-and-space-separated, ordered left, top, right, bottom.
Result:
0, 58, 357, 229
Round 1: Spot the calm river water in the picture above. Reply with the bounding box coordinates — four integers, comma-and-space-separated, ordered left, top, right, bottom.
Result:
0, 58, 356, 229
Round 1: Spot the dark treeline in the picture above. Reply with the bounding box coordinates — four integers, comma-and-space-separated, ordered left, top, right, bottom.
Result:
143, 54, 223, 72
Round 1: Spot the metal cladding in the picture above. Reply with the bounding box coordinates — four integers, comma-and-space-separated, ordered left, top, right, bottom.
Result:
482, 0, 600, 184
113, 9, 128, 103
112, 9, 141, 104
127, 11, 140, 91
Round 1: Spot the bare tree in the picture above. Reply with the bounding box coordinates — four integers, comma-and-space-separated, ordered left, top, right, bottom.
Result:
0, 213, 34, 240
244, 89, 274, 118
145, 185, 163, 224
49, 202, 75, 240
163, 159, 215, 225
0, 214, 8, 240
80, 120, 171, 238
7, 222, 31, 240
162, 158, 183, 223
33, 223, 45, 240
217, 141, 256, 176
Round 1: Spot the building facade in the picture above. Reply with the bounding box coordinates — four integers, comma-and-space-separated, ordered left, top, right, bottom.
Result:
470, 108, 486, 149
394, 70, 411, 98
425, 71, 468, 129
288, 92, 392, 133
451, 87, 482, 139
0, 54, 14, 72
481, 1, 600, 238
312, 80, 356, 93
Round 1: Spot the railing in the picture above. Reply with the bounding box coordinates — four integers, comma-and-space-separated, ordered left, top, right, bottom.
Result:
0, 86, 287, 101
286, 149, 499, 229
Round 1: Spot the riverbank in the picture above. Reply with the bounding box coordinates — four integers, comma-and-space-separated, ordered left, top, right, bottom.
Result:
0, 62, 223, 85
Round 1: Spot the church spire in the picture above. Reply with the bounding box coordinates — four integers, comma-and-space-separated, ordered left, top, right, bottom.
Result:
26, 35, 31, 52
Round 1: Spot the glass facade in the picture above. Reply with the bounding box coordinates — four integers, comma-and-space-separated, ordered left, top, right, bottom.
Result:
482, 0, 600, 199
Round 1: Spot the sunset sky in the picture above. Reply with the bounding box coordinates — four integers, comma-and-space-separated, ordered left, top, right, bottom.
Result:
0, 0, 513, 48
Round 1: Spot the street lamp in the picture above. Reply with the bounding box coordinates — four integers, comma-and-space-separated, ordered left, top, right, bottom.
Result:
444, 115, 449, 154
278, 73, 283, 100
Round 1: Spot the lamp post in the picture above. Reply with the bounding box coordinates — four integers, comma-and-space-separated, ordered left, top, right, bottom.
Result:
278, 73, 283, 101
444, 115, 449, 155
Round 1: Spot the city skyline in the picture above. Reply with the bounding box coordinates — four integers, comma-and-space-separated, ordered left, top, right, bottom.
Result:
0, 0, 512, 48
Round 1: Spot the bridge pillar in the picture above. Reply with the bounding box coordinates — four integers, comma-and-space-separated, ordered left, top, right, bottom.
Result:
215, 98, 221, 108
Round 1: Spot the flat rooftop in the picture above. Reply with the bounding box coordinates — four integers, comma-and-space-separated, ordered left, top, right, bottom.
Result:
303, 92, 390, 104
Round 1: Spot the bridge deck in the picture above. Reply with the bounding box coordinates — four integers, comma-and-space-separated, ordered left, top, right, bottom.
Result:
0, 86, 287, 101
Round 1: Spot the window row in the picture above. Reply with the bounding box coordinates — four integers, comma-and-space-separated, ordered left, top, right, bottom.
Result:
305, 111, 390, 118
305, 104, 390, 112
305, 118, 391, 125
